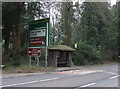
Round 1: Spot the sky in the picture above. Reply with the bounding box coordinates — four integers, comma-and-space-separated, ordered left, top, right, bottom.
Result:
73, 0, 117, 6
111, 0, 116, 6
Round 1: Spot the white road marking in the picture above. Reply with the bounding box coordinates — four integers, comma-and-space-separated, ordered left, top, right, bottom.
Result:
56, 69, 103, 75
79, 71, 98, 75
1, 77, 59, 87
80, 83, 96, 87
40, 78, 59, 82
18, 81, 39, 85
103, 71, 118, 75
110, 75, 119, 79
1, 72, 45, 79
1, 83, 20, 87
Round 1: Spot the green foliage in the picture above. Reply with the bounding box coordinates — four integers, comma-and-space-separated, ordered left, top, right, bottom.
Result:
58, 2, 77, 46
21, 2, 47, 50
72, 2, 117, 65
2, 2, 48, 65
2, 2, 118, 66
73, 41, 101, 65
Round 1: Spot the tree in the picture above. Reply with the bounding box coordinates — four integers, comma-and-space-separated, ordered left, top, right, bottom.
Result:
2, 2, 24, 66
59, 2, 76, 46
79, 2, 114, 60
72, 2, 116, 65
2, 2, 50, 66
20, 2, 47, 53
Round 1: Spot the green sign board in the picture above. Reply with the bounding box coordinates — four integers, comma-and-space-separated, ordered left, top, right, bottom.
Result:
29, 18, 50, 48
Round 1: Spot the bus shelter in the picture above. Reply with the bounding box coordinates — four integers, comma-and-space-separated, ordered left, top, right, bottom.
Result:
47, 45, 75, 67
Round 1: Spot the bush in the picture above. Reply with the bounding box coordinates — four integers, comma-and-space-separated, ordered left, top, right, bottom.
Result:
73, 41, 101, 66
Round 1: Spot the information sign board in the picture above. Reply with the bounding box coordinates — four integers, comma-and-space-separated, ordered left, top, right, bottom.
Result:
30, 28, 46, 37
30, 37, 46, 46
29, 18, 49, 47
28, 48, 41, 56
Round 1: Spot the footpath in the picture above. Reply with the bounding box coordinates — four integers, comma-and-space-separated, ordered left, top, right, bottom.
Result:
1, 67, 83, 78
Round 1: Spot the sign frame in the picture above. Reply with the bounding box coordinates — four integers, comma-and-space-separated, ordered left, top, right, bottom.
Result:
28, 18, 50, 48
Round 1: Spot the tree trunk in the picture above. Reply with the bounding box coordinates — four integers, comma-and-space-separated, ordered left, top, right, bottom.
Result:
2, 36, 9, 64
12, 22, 21, 66
63, 2, 72, 47
12, 3, 23, 66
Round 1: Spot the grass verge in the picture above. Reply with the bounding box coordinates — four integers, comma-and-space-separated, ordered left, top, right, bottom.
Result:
3, 64, 55, 73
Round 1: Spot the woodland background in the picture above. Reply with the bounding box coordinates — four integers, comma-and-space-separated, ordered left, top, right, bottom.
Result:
1, 1, 119, 67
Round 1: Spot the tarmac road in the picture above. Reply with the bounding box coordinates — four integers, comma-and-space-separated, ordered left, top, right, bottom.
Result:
1, 64, 119, 89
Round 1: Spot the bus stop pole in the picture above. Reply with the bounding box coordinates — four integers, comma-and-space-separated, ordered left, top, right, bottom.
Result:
45, 22, 49, 67
29, 56, 31, 65
37, 56, 39, 66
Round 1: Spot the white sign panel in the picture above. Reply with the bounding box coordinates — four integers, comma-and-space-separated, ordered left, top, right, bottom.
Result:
30, 29, 46, 37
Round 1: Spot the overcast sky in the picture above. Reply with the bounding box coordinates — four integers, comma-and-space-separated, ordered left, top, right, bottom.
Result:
111, 0, 116, 6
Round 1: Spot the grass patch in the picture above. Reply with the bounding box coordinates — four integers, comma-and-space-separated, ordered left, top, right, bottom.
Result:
18, 64, 39, 69
82, 61, 118, 68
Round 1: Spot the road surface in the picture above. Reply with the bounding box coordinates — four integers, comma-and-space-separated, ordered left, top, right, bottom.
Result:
1, 64, 119, 89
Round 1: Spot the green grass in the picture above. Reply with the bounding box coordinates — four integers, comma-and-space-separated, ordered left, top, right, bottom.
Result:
5, 64, 46, 70
82, 61, 118, 68
18, 64, 39, 69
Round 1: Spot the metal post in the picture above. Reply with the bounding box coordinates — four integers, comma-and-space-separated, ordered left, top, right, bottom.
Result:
45, 47, 47, 67
37, 57, 39, 66
29, 56, 31, 65
45, 22, 49, 67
